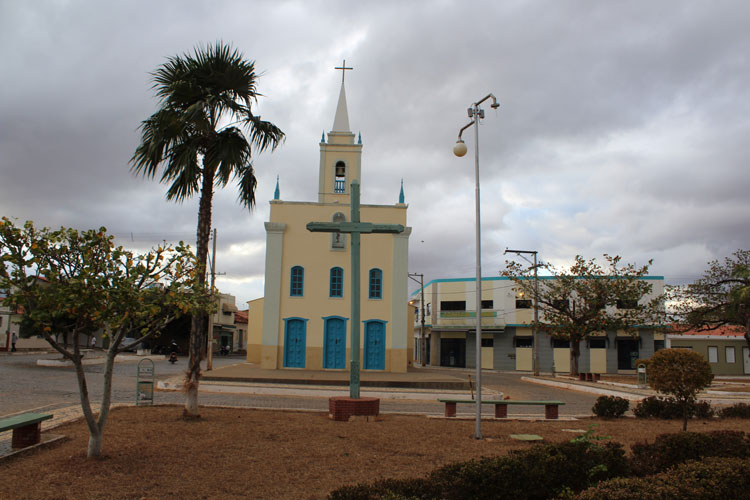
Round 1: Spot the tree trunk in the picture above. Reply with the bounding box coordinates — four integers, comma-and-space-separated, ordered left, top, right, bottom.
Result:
184, 166, 214, 418
88, 428, 103, 457
570, 339, 580, 376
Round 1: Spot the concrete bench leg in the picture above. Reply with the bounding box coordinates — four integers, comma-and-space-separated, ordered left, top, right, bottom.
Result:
545, 405, 559, 420
444, 402, 457, 418
12, 423, 42, 449
494, 404, 508, 418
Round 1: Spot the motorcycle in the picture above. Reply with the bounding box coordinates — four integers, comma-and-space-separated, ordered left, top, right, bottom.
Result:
219, 345, 230, 356
168, 351, 178, 364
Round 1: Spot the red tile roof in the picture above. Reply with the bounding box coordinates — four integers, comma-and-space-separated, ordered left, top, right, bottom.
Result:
673, 325, 746, 337
234, 310, 248, 324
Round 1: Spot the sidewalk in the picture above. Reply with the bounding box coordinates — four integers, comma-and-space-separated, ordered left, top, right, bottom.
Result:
523, 375, 750, 405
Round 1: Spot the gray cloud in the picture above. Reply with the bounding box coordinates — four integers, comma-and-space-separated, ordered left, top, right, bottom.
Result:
2, 0, 749, 304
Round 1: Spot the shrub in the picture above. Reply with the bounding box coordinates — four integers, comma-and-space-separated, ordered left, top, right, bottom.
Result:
328, 439, 629, 500
592, 396, 629, 418
629, 430, 750, 477
427, 440, 628, 500
719, 402, 750, 418
633, 396, 713, 419
647, 348, 714, 430
574, 457, 750, 500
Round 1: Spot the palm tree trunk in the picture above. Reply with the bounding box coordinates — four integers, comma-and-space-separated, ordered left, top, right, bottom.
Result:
570, 339, 580, 376
184, 167, 214, 418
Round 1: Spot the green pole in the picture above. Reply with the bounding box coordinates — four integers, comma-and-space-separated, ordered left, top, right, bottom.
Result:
350, 181, 361, 398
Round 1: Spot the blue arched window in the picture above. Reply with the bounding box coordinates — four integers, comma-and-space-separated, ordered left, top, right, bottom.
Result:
290, 266, 304, 296
369, 268, 383, 299
330, 267, 343, 297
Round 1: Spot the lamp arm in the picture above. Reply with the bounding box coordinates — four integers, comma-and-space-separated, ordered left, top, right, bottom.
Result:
457, 121, 474, 141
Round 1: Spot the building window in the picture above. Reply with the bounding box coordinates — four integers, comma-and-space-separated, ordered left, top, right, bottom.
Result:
331, 212, 346, 249
440, 301, 466, 311
708, 345, 718, 363
616, 299, 638, 309
334, 161, 346, 193
726, 346, 736, 363
481, 300, 493, 309
553, 299, 569, 310
654, 339, 665, 351
589, 338, 607, 349
516, 299, 532, 309
369, 268, 382, 299
481, 338, 494, 348
552, 339, 570, 349
290, 266, 304, 296
515, 337, 533, 348
330, 267, 343, 297
426, 303, 431, 316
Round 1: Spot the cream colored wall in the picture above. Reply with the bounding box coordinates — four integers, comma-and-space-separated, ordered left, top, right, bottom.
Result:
516, 348, 533, 371
267, 200, 408, 370
246, 298, 264, 363
590, 349, 607, 373
318, 131, 362, 204
554, 349, 571, 373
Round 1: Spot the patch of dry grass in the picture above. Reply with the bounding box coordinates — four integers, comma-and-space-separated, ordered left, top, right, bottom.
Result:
1, 406, 748, 500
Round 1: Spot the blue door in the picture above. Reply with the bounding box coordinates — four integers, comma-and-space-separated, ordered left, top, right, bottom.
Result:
324, 318, 346, 369
364, 321, 386, 370
284, 318, 306, 368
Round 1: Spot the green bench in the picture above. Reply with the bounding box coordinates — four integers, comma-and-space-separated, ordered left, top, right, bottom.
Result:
0, 413, 53, 449
438, 399, 565, 419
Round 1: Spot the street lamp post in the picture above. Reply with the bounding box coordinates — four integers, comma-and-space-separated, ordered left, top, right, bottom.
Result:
454, 93, 499, 440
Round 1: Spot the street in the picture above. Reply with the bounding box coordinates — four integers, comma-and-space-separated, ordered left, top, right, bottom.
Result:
1, 352, 600, 418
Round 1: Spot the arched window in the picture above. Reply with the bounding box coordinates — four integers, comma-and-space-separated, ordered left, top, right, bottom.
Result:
331, 212, 346, 249
369, 268, 383, 299
330, 267, 343, 297
290, 266, 304, 296
334, 161, 346, 193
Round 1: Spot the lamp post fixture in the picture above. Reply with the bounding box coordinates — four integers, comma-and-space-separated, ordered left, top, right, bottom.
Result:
454, 93, 499, 440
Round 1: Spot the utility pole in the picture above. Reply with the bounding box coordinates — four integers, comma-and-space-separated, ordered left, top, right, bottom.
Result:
505, 249, 541, 376
409, 273, 426, 367
206, 228, 218, 371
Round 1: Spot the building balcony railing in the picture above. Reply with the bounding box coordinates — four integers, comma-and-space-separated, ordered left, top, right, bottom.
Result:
334, 179, 345, 193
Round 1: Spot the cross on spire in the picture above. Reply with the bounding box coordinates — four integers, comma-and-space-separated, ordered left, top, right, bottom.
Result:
335, 59, 353, 83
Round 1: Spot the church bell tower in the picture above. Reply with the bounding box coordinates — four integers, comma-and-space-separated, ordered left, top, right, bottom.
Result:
318, 60, 362, 204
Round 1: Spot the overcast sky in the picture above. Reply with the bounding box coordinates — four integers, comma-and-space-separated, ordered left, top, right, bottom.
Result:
1, 0, 749, 306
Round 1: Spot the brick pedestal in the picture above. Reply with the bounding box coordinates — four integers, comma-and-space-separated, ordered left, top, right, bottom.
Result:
544, 405, 559, 420
495, 404, 508, 418
329, 397, 380, 421
12, 423, 42, 449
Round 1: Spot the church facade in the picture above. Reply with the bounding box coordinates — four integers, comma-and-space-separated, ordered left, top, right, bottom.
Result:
248, 74, 413, 372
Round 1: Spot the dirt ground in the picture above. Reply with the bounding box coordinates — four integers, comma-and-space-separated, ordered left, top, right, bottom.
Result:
1, 406, 749, 500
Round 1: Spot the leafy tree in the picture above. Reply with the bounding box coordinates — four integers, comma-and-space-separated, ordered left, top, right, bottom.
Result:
503, 254, 663, 375
0, 218, 211, 458
669, 250, 750, 352
130, 42, 284, 417
647, 348, 714, 431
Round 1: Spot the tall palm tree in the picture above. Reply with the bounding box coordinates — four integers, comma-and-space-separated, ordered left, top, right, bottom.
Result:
131, 42, 284, 417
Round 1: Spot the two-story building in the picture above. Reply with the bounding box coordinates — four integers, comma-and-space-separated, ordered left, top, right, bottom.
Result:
410, 276, 664, 374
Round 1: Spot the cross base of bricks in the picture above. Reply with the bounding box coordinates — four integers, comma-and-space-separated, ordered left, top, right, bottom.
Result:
329, 396, 380, 421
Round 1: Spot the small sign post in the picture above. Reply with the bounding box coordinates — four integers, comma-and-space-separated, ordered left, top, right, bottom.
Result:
136, 358, 155, 406
637, 363, 647, 389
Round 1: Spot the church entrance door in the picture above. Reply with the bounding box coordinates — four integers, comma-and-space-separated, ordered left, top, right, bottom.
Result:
324, 317, 346, 369
284, 318, 306, 368
364, 320, 386, 370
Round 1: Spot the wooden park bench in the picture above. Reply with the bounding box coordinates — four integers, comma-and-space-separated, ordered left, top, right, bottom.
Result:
438, 399, 565, 419
0, 413, 53, 449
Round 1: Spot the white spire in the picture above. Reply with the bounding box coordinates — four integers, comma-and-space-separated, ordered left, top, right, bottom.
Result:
332, 81, 350, 132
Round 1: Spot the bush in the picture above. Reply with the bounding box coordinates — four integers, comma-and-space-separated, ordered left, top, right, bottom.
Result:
574, 457, 750, 500
592, 396, 629, 418
629, 430, 750, 477
632, 396, 713, 419
328, 439, 629, 500
719, 403, 750, 419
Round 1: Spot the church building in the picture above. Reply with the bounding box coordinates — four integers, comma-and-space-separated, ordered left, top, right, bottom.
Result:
248, 68, 413, 372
